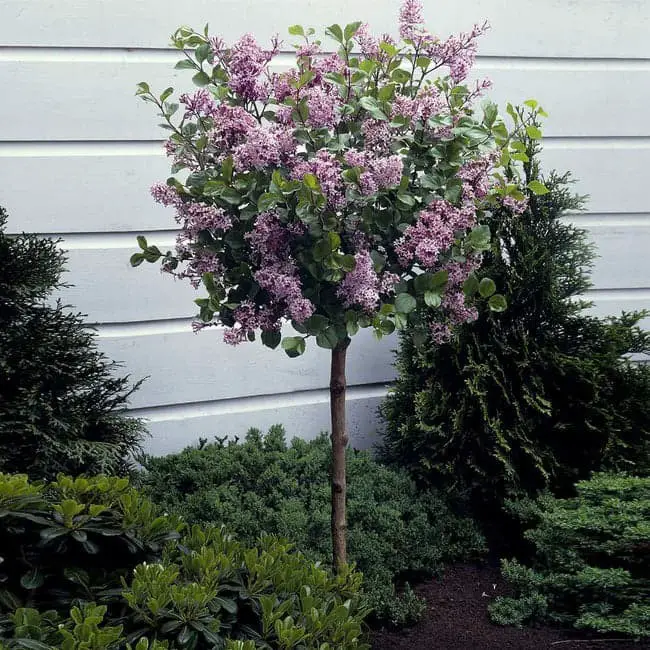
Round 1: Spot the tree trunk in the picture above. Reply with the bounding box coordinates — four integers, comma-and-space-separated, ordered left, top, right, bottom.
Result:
330, 337, 350, 572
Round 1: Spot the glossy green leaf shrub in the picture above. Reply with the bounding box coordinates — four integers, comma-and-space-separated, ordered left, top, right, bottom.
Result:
0, 473, 369, 649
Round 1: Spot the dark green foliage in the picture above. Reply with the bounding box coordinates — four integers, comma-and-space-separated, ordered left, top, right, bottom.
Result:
136, 426, 486, 627
489, 474, 650, 639
0, 473, 369, 649
0, 207, 146, 479
380, 135, 650, 516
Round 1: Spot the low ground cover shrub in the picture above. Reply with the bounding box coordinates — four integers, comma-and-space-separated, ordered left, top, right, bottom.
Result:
137, 426, 486, 627
0, 206, 145, 480
489, 474, 650, 639
0, 473, 368, 649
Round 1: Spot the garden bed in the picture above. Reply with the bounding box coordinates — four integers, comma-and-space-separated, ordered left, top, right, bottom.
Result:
371, 565, 649, 650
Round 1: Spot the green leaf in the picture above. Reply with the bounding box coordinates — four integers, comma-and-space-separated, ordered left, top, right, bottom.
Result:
257, 192, 279, 212
159, 87, 174, 103
281, 336, 306, 358
463, 273, 479, 297
136, 235, 148, 250
20, 569, 44, 590
341, 254, 356, 272
424, 291, 442, 308
288, 24, 305, 36
523, 98, 538, 109
525, 125, 542, 139
304, 314, 329, 333
192, 71, 211, 87
346, 320, 359, 336
220, 187, 242, 205
261, 330, 281, 349
483, 102, 498, 127
222, 156, 234, 183
488, 293, 507, 312
316, 327, 340, 349
303, 173, 320, 191
325, 24, 344, 43
130, 253, 145, 267
344, 21, 362, 41
527, 180, 549, 195
394, 293, 417, 314
175, 59, 196, 70
396, 193, 415, 208
359, 96, 388, 121
479, 277, 497, 298
135, 81, 150, 94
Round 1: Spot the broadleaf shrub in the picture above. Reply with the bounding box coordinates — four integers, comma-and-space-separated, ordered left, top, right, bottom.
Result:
0, 206, 146, 480
0, 473, 369, 649
380, 123, 650, 522
489, 474, 650, 639
136, 426, 486, 627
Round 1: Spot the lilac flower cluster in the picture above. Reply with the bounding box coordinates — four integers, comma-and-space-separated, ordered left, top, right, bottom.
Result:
344, 150, 404, 196
249, 213, 314, 326
232, 124, 295, 171
227, 33, 277, 101
396, 200, 470, 268
291, 151, 346, 209
337, 250, 399, 313
179, 89, 218, 118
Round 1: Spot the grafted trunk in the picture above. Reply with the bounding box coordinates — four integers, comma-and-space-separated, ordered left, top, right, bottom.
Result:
330, 337, 350, 572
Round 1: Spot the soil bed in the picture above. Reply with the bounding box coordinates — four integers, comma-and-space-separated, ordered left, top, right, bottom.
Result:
371, 565, 649, 650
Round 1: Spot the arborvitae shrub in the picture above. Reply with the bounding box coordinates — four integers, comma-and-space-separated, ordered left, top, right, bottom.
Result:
136, 426, 486, 627
489, 474, 650, 639
0, 473, 369, 649
0, 207, 145, 479
380, 137, 650, 521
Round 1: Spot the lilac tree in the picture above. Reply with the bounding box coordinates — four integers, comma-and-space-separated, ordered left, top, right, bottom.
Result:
132, 0, 538, 570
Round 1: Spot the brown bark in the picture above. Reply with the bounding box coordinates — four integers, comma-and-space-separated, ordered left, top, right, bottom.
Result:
330, 337, 350, 572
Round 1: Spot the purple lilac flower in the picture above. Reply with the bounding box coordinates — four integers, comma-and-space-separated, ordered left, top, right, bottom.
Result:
179, 89, 217, 118
399, 0, 425, 41
354, 23, 380, 58
291, 150, 345, 209
306, 86, 341, 129
503, 195, 529, 214
396, 201, 459, 268
180, 202, 232, 236
227, 33, 276, 101
151, 183, 183, 208
209, 104, 258, 151
337, 250, 381, 312
361, 119, 392, 153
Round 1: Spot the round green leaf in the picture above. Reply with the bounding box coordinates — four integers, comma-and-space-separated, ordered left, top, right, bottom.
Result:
479, 277, 497, 298
395, 293, 417, 314
488, 294, 507, 312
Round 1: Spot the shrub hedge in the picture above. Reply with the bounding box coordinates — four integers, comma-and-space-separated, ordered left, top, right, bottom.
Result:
136, 426, 486, 627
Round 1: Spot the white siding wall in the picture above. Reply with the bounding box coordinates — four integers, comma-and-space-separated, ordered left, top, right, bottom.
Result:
1, 1, 649, 455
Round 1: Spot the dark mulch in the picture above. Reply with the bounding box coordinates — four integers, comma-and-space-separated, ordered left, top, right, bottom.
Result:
371, 565, 649, 650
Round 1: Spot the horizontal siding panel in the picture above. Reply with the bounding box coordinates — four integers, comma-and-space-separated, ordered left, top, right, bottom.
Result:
1, 0, 648, 58
137, 393, 384, 456
0, 153, 171, 234
2, 145, 650, 235
1, 60, 648, 140
588, 291, 650, 329
97, 326, 395, 409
